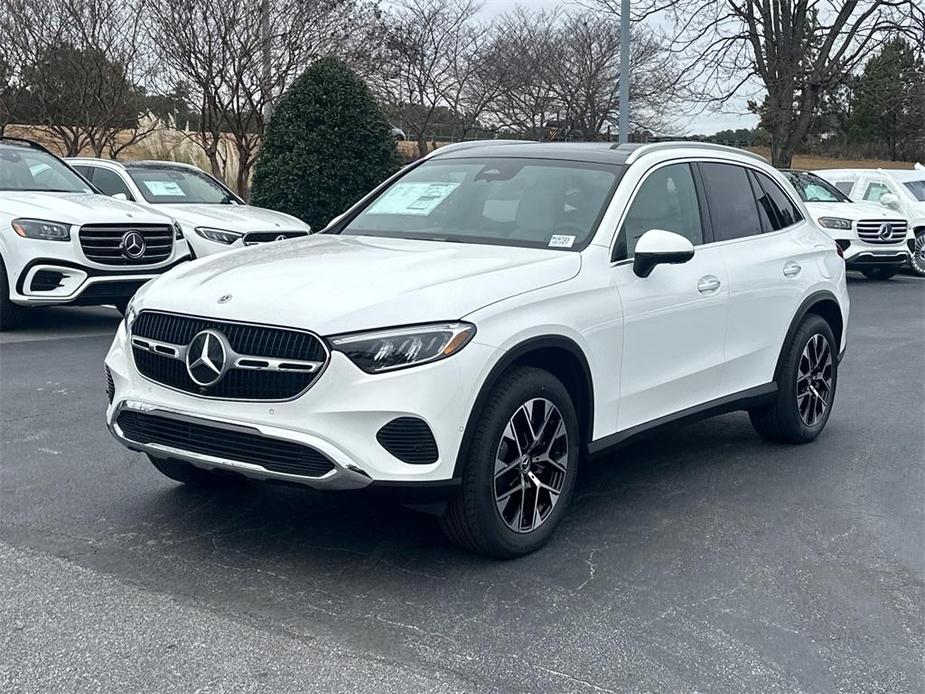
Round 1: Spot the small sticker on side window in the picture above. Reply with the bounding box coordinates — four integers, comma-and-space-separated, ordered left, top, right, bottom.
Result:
548, 234, 575, 248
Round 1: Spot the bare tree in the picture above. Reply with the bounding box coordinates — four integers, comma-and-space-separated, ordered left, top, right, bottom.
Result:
147, 0, 361, 197
373, 0, 484, 155
482, 8, 680, 141
586, 0, 921, 166
1, 0, 158, 156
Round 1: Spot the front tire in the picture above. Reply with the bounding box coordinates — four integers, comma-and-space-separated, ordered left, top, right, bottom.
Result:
861, 267, 898, 280
440, 366, 580, 558
0, 257, 26, 332
147, 455, 241, 488
749, 314, 837, 444
909, 235, 925, 277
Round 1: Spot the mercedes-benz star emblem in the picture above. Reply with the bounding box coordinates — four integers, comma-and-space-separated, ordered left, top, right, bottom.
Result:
275, 234, 288, 242
878, 223, 893, 241
218, 294, 232, 304
185, 329, 228, 387
121, 230, 146, 259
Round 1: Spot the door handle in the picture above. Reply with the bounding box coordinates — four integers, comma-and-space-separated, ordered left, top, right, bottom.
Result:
697, 275, 721, 294
783, 261, 802, 277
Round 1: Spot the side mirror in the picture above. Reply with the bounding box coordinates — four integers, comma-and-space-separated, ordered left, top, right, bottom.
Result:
633, 229, 695, 278
111, 192, 128, 201
879, 193, 899, 209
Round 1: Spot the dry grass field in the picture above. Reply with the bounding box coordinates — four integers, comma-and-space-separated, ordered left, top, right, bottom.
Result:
745, 147, 916, 170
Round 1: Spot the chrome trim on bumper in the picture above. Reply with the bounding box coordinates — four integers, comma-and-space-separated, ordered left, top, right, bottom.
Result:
108, 400, 373, 490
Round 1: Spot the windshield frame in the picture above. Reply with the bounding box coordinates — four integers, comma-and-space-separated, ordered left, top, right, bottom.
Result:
125, 164, 243, 205
0, 144, 99, 194
784, 170, 851, 203
326, 155, 626, 252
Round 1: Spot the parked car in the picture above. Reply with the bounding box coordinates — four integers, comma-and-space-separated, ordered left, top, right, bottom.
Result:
0, 138, 190, 331
105, 141, 849, 557
67, 159, 311, 258
814, 167, 925, 276
781, 170, 910, 280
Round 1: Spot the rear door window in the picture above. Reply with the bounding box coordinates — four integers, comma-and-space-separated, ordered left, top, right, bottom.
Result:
698, 163, 762, 242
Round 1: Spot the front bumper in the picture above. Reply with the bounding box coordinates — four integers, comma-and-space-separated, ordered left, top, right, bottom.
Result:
105, 321, 499, 489
841, 245, 910, 270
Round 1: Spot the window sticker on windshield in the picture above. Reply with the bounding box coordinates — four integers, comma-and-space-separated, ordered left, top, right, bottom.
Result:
548, 235, 575, 248
368, 182, 459, 216
142, 180, 186, 197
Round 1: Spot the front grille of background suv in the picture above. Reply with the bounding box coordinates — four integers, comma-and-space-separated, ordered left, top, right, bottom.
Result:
79, 224, 174, 265
131, 311, 329, 400
856, 219, 907, 244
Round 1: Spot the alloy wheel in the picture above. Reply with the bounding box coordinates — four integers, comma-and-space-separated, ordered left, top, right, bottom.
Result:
796, 334, 833, 427
911, 235, 925, 276
493, 398, 569, 534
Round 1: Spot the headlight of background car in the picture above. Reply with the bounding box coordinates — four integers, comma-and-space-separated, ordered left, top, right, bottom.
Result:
329, 322, 476, 373
173, 222, 184, 240
11, 218, 70, 241
817, 217, 852, 231
194, 227, 243, 244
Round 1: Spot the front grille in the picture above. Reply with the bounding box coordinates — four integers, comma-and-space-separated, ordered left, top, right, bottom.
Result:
376, 417, 439, 465
117, 410, 335, 477
79, 224, 174, 265
105, 366, 115, 403
856, 219, 907, 244
132, 311, 328, 400
243, 231, 309, 245
30, 270, 64, 292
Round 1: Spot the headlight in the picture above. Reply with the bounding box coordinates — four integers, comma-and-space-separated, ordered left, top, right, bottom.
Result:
11, 218, 70, 241
124, 294, 139, 330
173, 222, 184, 239
195, 227, 242, 244
817, 217, 852, 230
329, 322, 476, 373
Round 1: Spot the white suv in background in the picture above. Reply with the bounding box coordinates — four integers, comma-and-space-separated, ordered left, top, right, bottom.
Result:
814, 167, 925, 276
68, 159, 311, 258
782, 170, 910, 280
0, 138, 189, 331
105, 141, 849, 557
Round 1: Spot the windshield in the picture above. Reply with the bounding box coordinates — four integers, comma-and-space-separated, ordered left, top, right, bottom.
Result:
0, 146, 93, 193
784, 171, 850, 203
337, 157, 623, 250
127, 166, 236, 204
903, 180, 925, 202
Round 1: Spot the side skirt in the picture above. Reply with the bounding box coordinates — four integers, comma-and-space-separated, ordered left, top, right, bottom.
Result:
587, 383, 778, 458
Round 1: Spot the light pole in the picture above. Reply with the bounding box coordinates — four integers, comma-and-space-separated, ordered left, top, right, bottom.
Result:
618, 0, 630, 143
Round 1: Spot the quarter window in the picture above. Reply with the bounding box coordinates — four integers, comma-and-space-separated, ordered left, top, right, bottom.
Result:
752, 171, 803, 231
617, 163, 703, 259
699, 163, 762, 242
833, 181, 854, 195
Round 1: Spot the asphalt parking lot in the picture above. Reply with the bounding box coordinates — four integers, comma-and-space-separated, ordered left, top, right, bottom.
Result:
1, 274, 923, 694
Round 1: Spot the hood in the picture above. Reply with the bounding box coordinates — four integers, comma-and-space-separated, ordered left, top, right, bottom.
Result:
0, 191, 173, 225
804, 200, 904, 220
137, 234, 581, 335
156, 203, 310, 233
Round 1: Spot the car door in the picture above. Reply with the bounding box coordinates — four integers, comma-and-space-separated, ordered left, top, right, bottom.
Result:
700, 163, 812, 394
611, 161, 729, 432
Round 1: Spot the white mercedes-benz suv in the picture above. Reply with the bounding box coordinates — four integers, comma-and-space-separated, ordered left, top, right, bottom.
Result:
781, 170, 910, 280
105, 141, 849, 557
68, 158, 311, 258
0, 138, 190, 331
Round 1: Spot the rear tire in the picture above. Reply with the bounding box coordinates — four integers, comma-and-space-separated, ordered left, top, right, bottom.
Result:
147, 455, 242, 488
0, 257, 26, 332
861, 267, 898, 280
440, 366, 580, 558
749, 314, 837, 444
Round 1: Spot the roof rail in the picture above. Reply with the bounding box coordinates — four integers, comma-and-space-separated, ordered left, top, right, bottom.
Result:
0, 136, 58, 157
613, 141, 768, 164
425, 139, 532, 159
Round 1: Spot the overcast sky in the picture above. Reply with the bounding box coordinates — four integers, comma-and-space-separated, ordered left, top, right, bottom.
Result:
476, 0, 759, 134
